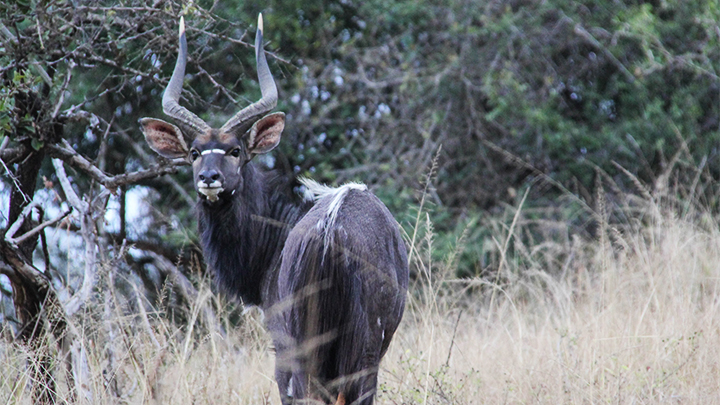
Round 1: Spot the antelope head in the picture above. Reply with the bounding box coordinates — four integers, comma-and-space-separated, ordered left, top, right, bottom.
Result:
140, 14, 285, 203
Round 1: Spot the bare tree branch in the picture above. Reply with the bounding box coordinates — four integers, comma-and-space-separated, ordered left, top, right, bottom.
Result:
0, 146, 27, 164
51, 61, 75, 120
113, 125, 196, 206
9, 210, 73, 247
4, 201, 40, 244
82, 54, 156, 80
48, 141, 188, 193
0, 155, 31, 205
105, 164, 186, 190
52, 158, 88, 212
0, 241, 51, 289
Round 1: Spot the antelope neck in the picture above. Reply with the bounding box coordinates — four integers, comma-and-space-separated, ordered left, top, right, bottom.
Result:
197, 165, 310, 306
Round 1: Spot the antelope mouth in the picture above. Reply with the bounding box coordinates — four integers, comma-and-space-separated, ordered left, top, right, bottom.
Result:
197, 181, 224, 202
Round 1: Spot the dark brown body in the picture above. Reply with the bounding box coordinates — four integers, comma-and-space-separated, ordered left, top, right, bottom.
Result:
272, 185, 408, 403
140, 16, 408, 404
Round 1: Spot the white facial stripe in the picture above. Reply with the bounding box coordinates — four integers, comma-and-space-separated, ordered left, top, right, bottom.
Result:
201, 149, 227, 156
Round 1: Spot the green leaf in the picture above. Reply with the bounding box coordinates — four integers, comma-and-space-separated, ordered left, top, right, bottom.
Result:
31, 138, 44, 150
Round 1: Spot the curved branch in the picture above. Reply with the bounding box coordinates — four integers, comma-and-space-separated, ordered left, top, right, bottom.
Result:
0, 240, 51, 288
52, 158, 88, 212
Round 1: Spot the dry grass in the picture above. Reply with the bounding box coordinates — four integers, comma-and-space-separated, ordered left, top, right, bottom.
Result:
3, 197, 720, 404
381, 208, 720, 404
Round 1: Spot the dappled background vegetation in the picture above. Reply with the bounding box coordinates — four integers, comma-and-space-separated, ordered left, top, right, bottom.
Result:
2, 0, 720, 402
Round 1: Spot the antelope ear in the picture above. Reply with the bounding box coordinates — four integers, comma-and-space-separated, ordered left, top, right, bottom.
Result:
139, 118, 189, 159
247, 112, 285, 154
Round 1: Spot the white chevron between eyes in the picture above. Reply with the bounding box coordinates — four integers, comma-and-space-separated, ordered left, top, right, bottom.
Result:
201, 149, 226, 155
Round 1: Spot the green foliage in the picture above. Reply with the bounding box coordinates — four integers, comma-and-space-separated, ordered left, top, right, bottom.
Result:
3, 0, 720, 288
0, 70, 42, 139
253, 0, 720, 276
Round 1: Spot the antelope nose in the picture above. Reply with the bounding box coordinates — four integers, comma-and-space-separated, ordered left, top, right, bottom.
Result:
198, 170, 222, 184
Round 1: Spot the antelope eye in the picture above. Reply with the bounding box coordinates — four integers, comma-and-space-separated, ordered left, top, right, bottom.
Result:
190, 149, 200, 161
230, 148, 241, 157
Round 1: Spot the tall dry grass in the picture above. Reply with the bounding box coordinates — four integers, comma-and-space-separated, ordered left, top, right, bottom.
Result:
380, 200, 720, 404
2, 192, 720, 404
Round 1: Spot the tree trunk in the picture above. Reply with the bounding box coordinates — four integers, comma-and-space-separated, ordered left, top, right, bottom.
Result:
1, 145, 61, 404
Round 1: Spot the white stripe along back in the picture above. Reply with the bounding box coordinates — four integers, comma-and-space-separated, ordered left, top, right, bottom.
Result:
299, 177, 368, 260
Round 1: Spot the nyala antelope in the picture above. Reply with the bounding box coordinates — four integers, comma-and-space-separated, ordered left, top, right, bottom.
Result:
140, 15, 408, 405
